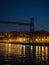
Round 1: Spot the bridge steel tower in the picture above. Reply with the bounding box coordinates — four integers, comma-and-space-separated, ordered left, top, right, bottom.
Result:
30, 17, 34, 42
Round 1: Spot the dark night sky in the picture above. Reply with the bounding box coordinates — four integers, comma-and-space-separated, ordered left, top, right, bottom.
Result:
0, 0, 49, 32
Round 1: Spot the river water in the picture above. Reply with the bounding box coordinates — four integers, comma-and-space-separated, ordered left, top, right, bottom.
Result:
0, 43, 49, 65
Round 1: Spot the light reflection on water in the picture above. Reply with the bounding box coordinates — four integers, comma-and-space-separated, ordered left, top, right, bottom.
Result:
0, 43, 49, 65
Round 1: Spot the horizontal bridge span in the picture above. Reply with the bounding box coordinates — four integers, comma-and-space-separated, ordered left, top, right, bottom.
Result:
0, 21, 33, 25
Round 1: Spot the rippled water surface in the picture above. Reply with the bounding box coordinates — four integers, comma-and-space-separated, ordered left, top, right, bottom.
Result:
0, 43, 49, 65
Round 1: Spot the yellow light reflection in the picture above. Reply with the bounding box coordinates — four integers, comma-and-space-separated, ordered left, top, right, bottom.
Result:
23, 45, 25, 56
36, 46, 39, 56
9, 43, 11, 56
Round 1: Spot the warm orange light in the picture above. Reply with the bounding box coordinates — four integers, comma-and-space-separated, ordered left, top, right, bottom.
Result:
35, 38, 38, 42
16, 37, 29, 42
